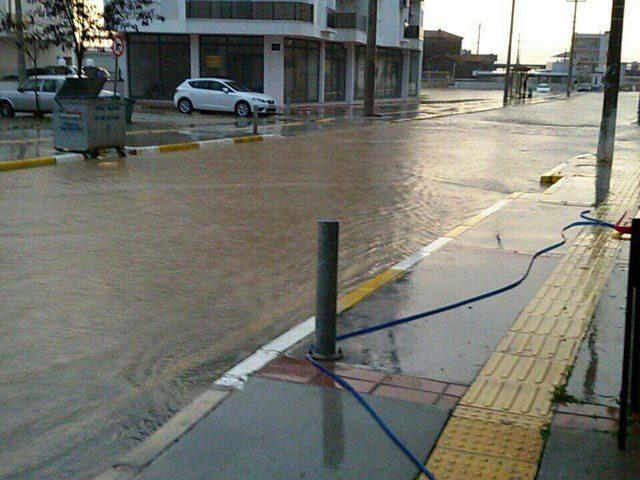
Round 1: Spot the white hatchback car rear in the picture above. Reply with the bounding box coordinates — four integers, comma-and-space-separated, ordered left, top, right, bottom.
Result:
173, 78, 276, 117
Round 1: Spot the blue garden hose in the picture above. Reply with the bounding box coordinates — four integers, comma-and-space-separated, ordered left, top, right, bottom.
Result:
307, 210, 617, 480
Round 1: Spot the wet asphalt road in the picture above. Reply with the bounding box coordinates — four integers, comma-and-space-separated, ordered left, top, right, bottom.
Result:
1, 93, 638, 480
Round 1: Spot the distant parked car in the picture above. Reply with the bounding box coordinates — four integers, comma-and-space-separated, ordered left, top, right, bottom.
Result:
27, 65, 80, 77
576, 83, 592, 92
0, 75, 115, 117
173, 78, 277, 117
536, 83, 551, 93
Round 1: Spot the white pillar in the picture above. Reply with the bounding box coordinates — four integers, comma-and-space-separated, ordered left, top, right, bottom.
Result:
345, 43, 356, 104
264, 35, 285, 106
319, 40, 326, 103
401, 49, 410, 99
190, 35, 200, 78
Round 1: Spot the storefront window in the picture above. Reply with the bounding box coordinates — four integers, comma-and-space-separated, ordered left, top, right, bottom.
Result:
200, 36, 264, 93
355, 46, 402, 99
324, 42, 346, 102
128, 34, 190, 100
284, 38, 320, 103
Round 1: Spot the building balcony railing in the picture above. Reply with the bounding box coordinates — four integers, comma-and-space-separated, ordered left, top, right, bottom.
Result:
326, 11, 367, 31
186, 0, 314, 22
404, 25, 420, 39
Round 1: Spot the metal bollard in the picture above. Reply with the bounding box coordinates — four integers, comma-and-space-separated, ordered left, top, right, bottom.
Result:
252, 104, 259, 135
311, 219, 343, 361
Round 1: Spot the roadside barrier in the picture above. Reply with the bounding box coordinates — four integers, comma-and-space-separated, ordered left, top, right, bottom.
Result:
308, 211, 618, 479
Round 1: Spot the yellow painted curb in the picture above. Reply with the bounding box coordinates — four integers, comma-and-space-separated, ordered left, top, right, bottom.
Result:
233, 135, 264, 144
0, 157, 56, 172
337, 268, 404, 313
540, 166, 564, 185
158, 142, 200, 153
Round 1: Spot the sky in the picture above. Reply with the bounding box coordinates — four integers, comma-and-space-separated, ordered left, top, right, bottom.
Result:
423, 0, 640, 64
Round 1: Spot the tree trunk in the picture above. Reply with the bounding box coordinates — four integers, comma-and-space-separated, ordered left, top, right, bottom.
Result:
14, 0, 27, 82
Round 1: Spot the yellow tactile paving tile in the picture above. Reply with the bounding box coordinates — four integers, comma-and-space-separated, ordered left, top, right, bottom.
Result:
425, 446, 539, 480
479, 353, 567, 386
453, 405, 549, 430
496, 332, 581, 363
436, 417, 543, 463
460, 378, 554, 417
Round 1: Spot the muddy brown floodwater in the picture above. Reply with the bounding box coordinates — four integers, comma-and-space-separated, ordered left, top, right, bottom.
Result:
1, 94, 638, 479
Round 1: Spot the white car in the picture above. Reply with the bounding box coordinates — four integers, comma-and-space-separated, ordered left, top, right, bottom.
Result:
536, 83, 551, 93
173, 78, 276, 117
0, 75, 115, 117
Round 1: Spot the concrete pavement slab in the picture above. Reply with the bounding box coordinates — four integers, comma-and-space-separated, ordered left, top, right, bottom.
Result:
135, 378, 449, 480
451, 199, 585, 254
293, 244, 559, 385
537, 427, 640, 479
566, 260, 628, 407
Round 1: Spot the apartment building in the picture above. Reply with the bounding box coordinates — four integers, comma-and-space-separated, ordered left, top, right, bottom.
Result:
0, 0, 61, 79
573, 32, 609, 76
120, 0, 424, 105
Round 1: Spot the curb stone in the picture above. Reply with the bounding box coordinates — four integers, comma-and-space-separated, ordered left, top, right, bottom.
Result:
0, 134, 282, 173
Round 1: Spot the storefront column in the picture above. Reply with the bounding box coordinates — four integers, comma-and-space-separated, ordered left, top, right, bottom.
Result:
190, 35, 200, 78
345, 43, 356, 104
401, 49, 410, 99
264, 35, 285, 106
318, 41, 326, 103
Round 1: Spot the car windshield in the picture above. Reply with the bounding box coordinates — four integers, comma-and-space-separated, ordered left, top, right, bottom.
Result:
225, 81, 253, 93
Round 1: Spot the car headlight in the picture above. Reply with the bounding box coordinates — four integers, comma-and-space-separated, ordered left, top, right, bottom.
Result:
251, 98, 267, 104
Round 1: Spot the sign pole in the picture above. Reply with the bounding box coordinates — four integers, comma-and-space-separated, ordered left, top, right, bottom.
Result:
114, 55, 118, 98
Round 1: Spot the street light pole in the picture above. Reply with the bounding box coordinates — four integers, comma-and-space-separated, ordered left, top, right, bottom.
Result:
503, 0, 517, 106
566, 0, 580, 97
363, 0, 378, 117
596, 0, 626, 164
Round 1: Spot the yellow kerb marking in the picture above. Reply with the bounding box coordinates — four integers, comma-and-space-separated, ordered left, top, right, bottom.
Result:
233, 135, 264, 144
337, 268, 404, 313
158, 142, 200, 153
0, 157, 56, 172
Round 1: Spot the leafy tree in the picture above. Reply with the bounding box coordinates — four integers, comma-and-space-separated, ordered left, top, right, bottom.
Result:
0, 10, 56, 114
25, 0, 164, 75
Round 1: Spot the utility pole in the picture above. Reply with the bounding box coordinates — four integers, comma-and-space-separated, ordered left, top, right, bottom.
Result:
476, 23, 481, 55
503, 0, 517, 106
566, 0, 584, 97
596, 0, 626, 164
363, 0, 378, 117
14, 0, 27, 82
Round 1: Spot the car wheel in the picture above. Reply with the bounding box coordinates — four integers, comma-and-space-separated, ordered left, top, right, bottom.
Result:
235, 101, 251, 118
0, 101, 15, 118
177, 98, 193, 115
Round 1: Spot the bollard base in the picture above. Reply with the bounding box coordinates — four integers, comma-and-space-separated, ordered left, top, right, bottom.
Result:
310, 346, 343, 362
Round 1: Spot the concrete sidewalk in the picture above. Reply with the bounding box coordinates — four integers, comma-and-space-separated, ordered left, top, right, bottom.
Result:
95, 141, 640, 479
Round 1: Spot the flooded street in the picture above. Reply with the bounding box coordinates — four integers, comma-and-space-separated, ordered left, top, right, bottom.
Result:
1, 93, 638, 479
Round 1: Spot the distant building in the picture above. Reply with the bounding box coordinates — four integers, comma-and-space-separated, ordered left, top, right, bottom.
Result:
422, 30, 463, 75
574, 32, 609, 75
451, 53, 498, 78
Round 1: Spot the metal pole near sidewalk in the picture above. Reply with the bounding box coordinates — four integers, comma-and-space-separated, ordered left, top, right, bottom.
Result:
619, 216, 640, 450
312, 219, 342, 361
363, 0, 378, 117
502, 0, 517, 106
252, 104, 259, 135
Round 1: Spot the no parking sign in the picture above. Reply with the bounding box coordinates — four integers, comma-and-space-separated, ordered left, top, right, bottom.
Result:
111, 35, 125, 57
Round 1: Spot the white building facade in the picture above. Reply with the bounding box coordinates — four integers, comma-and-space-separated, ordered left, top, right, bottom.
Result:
120, 0, 424, 105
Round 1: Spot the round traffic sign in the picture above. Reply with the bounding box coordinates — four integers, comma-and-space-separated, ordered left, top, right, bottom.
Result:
111, 36, 125, 57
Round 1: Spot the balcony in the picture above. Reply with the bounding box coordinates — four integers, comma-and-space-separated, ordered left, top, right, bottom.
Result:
186, 0, 314, 22
404, 25, 420, 39
326, 11, 367, 31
